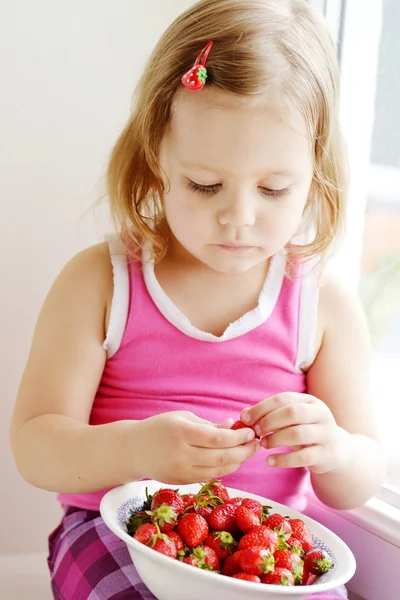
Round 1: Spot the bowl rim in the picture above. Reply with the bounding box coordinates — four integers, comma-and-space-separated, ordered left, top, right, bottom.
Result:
100, 480, 356, 596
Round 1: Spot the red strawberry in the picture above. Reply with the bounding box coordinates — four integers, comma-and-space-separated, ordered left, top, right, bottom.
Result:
301, 564, 318, 586
304, 548, 333, 575
238, 526, 278, 553
182, 545, 220, 571
204, 531, 237, 560
273, 549, 303, 584
262, 567, 295, 586
166, 531, 184, 553
221, 551, 242, 576
151, 536, 177, 559
264, 513, 292, 535
231, 420, 250, 431
235, 506, 261, 533
199, 480, 230, 503
208, 503, 238, 534
181, 64, 208, 91
241, 498, 263, 518
186, 504, 213, 523
127, 511, 151, 536
239, 546, 275, 576
181, 493, 197, 508
133, 523, 157, 545
273, 549, 302, 570
176, 513, 209, 548
233, 573, 261, 583
225, 497, 243, 507
287, 519, 313, 553
148, 488, 185, 532
151, 488, 185, 514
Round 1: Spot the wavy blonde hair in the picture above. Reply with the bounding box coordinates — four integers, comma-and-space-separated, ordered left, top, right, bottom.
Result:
106, 0, 347, 264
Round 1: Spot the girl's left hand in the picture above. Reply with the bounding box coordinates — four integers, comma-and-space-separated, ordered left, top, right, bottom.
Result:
240, 392, 352, 474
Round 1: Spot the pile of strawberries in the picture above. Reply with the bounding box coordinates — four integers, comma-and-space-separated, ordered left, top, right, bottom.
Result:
127, 480, 333, 587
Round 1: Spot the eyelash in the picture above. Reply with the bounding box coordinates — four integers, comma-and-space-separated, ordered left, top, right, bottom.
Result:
186, 179, 290, 199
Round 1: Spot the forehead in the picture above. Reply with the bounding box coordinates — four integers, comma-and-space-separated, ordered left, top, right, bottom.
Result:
163, 87, 312, 177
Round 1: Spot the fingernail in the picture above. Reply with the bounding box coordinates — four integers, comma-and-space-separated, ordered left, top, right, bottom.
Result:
267, 456, 276, 466
254, 424, 261, 436
241, 410, 250, 424
256, 441, 262, 452
246, 430, 255, 441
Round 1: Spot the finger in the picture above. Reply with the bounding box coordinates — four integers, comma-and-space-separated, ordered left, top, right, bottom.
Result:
188, 421, 255, 449
266, 446, 319, 469
240, 393, 316, 426
214, 418, 235, 429
190, 463, 247, 482
191, 439, 261, 468
256, 403, 323, 436
261, 424, 324, 449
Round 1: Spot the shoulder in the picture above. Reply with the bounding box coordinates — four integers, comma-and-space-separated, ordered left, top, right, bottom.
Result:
318, 272, 370, 343
47, 241, 115, 336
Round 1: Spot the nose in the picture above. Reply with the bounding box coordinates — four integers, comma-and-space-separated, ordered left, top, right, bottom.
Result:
218, 192, 256, 227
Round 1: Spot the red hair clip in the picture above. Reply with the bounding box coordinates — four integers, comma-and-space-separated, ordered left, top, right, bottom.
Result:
181, 41, 213, 91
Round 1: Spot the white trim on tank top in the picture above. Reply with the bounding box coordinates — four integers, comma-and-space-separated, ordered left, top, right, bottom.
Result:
103, 234, 319, 371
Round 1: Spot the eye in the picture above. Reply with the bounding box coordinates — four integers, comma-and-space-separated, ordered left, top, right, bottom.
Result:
260, 187, 290, 199
186, 179, 221, 195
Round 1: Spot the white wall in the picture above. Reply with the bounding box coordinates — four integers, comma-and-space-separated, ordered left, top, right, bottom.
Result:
0, 0, 193, 556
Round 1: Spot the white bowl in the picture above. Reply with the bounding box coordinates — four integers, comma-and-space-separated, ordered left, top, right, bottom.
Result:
100, 480, 356, 600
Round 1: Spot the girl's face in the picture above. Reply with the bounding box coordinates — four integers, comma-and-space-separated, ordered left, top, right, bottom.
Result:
159, 87, 313, 274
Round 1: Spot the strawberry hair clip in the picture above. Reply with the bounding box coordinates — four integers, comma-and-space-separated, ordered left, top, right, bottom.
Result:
181, 41, 213, 91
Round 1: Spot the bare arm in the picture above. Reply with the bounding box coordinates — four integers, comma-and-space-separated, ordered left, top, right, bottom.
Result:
9, 243, 140, 492
10, 244, 258, 492
306, 275, 386, 509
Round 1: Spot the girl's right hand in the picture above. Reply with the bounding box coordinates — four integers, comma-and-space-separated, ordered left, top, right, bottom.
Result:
131, 411, 260, 485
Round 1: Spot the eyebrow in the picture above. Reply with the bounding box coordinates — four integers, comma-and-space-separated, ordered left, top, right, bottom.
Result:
177, 159, 297, 178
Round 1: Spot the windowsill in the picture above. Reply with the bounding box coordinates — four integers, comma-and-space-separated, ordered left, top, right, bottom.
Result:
306, 493, 400, 600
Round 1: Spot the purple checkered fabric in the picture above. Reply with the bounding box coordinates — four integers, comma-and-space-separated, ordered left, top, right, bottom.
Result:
48, 506, 348, 600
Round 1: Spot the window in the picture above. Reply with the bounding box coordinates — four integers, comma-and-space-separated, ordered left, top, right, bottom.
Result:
322, 0, 400, 499
361, 0, 400, 495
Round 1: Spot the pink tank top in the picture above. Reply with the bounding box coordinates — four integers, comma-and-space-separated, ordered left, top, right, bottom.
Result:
58, 238, 319, 511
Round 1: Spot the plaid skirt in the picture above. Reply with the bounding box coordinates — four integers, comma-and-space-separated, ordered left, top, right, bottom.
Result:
48, 506, 349, 600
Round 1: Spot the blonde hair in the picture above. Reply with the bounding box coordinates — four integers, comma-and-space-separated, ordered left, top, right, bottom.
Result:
106, 0, 347, 264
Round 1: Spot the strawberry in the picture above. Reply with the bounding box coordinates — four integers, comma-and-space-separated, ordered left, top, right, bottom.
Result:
181, 493, 197, 508
262, 567, 295, 586
231, 420, 251, 431
238, 526, 278, 553
273, 549, 303, 584
133, 523, 157, 545
186, 504, 213, 523
181, 64, 208, 91
204, 531, 237, 560
150, 535, 177, 559
239, 546, 275, 576
148, 488, 185, 532
233, 573, 261, 583
287, 519, 313, 553
176, 513, 209, 548
241, 498, 263, 518
301, 564, 318, 586
225, 497, 243, 507
199, 480, 230, 503
235, 506, 261, 533
264, 513, 292, 534
221, 551, 242, 576
126, 510, 151, 536
303, 548, 333, 575
166, 531, 184, 553
182, 545, 220, 571
208, 503, 238, 534
137, 523, 178, 559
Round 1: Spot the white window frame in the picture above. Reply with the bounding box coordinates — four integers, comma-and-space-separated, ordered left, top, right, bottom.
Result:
309, 2, 400, 599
